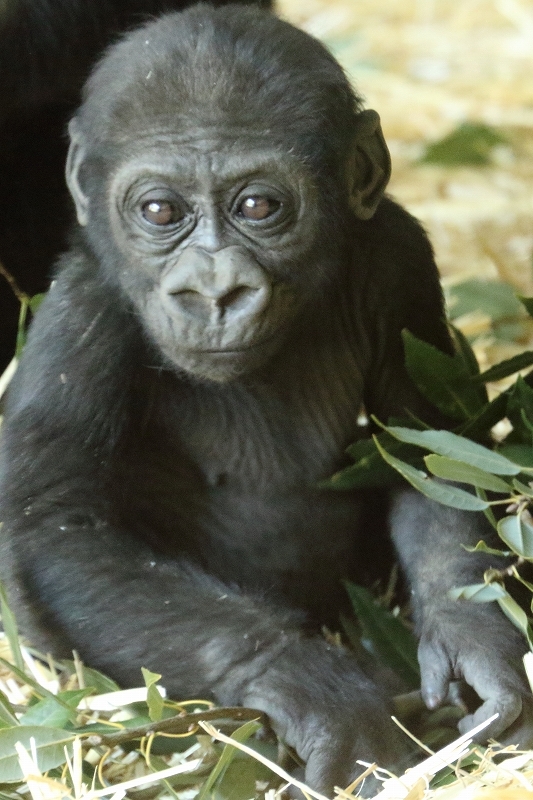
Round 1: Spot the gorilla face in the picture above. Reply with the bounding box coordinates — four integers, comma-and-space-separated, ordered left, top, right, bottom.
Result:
69, 134, 327, 381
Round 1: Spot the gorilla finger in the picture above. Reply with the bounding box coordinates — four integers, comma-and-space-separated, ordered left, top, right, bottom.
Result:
457, 693, 522, 739
446, 681, 468, 712
498, 694, 533, 749
418, 639, 452, 709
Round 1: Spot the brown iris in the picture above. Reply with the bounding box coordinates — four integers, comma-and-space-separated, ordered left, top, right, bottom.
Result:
239, 195, 280, 221
142, 200, 178, 225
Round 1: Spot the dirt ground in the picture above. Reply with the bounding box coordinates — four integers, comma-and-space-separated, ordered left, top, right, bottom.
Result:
278, 0, 533, 311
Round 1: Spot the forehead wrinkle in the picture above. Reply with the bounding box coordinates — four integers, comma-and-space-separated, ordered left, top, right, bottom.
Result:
113, 140, 304, 187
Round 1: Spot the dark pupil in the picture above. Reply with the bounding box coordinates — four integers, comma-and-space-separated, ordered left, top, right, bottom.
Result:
142, 200, 175, 225
240, 196, 277, 220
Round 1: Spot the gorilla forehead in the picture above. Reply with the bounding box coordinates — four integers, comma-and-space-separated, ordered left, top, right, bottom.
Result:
78, 4, 363, 164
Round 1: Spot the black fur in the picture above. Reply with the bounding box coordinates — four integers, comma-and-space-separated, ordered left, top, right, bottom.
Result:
0, 7, 531, 795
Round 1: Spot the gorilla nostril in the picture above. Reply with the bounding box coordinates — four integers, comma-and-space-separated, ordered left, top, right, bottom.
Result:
216, 286, 258, 313
171, 286, 261, 320
173, 289, 207, 316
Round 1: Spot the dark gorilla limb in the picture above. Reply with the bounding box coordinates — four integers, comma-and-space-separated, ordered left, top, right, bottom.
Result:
0, 0, 272, 370
0, 5, 531, 795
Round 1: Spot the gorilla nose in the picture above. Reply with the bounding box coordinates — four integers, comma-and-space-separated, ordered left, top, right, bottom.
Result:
162, 245, 272, 324
173, 285, 263, 322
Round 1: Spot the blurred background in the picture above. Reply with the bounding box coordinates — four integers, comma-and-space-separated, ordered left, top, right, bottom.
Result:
279, 0, 533, 372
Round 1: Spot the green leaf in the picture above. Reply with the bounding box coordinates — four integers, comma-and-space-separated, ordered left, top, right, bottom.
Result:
0, 693, 19, 728
324, 436, 423, 490
498, 444, 533, 468
28, 294, 45, 314
424, 455, 511, 493
420, 122, 507, 166
496, 592, 533, 648
513, 479, 533, 498
448, 278, 522, 321
196, 720, 262, 800
506, 377, 533, 443
402, 331, 486, 421
18, 690, 89, 728
475, 351, 533, 384
380, 424, 520, 475
141, 668, 164, 722
497, 514, 533, 559
0, 583, 24, 673
373, 436, 488, 510
324, 437, 400, 489
214, 740, 277, 800
457, 391, 508, 440
463, 540, 510, 557
344, 583, 419, 689
61, 663, 120, 694
449, 324, 483, 378
0, 727, 75, 783
449, 583, 507, 602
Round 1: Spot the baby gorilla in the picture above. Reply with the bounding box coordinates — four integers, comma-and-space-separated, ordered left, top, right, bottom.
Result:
0, 4, 531, 795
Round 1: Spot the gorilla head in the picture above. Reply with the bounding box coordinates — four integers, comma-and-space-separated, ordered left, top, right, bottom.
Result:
66, 6, 390, 380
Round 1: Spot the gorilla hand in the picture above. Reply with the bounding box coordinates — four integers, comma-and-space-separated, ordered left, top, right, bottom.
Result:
239, 637, 410, 797
418, 601, 533, 745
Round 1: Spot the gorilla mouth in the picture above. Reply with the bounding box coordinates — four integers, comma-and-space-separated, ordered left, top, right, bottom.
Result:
198, 330, 281, 355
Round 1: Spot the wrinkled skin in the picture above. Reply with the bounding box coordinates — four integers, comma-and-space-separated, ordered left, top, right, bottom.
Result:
0, 7, 531, 796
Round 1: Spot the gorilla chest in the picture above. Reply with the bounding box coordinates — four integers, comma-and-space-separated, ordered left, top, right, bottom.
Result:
127, 371, 368, 610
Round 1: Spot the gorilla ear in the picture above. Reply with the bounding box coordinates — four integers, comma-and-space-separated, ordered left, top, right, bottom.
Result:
66, 118, 90, 226
348, 109, 391, 220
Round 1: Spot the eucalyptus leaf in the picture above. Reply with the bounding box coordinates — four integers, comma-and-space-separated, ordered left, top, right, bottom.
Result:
141, 667, 164, 722
344, 582, 419, 689
28, 294, 45, 314
463, 540, 510, 557
496, 593, 533, 647
402, 331, 485, 421
448, 278, 522, 321
475, 351, 533, 384
214, 740, 277, 800
497, 514, 533, 559
0, 694, 18, 729
324, 437, 401, 490
380, 424, 520, 475
19, 690, 90, 728
424, 455, 511, 493
449, 583, 507, 602
506, 378, 533, 443
19, 698, 75, 728
513, 479, 533, 498
373, 437, 488, 510
457, 391, 508, 441
498, 444, 533, 469
61, 662, 120, 694
449, 324, 483, 378
196, 720, 262, 800
0, 727, 75, 783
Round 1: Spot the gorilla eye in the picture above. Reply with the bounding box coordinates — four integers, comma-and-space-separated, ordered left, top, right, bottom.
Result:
239, 195, 280, 221
141, 200, 182, 226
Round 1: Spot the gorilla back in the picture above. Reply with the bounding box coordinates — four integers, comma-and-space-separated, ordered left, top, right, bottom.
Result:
0, 5, 530, 795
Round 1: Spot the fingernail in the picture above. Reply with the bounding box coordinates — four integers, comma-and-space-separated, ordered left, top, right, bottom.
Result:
424, 693, 442, 709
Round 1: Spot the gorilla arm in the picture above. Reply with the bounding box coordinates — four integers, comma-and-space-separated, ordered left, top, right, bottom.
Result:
362, 219, 533, 746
